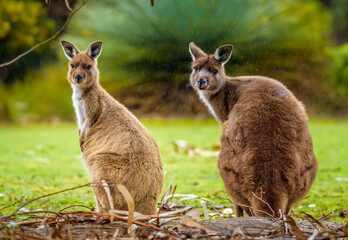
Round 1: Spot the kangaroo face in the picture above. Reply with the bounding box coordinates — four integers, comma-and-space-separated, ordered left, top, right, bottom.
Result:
190, 56, 224, 92
67, 53, 97, 87
189, 42, 233, 93
61, 40, 102, 88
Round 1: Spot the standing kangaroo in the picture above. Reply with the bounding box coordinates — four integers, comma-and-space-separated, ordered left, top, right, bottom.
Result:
189, 42, 318, 217
61, 40, 163, 214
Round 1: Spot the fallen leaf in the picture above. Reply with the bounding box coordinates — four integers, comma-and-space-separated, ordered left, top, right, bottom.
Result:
285, 215, 306, 240
65, 0, 72, 11
179, 215, 215, 233
116, 184, 135, 229
184, 208, 203, 220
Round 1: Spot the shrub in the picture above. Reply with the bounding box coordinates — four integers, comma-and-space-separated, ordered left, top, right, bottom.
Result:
0, 0, 56, 85
0, 64, 73, 122
327, 43, 348, 97
64, 0, 331, 85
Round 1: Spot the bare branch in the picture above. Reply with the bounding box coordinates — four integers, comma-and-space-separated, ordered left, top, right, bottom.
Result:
0, 0, 88, 69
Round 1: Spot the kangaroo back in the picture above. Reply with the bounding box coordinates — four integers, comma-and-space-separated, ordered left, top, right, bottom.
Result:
189, 42, 318, 217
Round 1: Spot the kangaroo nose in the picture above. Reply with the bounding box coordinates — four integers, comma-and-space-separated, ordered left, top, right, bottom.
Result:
74, 74, 83, 83
196, 78, 208, 89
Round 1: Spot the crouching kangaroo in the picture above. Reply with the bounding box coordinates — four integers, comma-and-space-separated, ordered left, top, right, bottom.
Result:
61, 40, 163, 214
189, 42, 317, 217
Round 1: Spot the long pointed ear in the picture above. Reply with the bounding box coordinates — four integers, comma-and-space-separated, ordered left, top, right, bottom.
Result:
214, 45, 233, 65
87, 41, 102, 61
189, 42, 206, 61
61, 40, 80, 60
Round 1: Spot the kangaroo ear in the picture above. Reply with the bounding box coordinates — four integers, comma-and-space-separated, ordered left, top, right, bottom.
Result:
189, 42, 206, 61
61, 40, 79, 60
87, 41, 102, 61
214, 45, 233, 65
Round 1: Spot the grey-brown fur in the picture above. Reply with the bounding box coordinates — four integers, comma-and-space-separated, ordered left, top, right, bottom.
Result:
189, 42, 317, 217
61, 40, 163, 214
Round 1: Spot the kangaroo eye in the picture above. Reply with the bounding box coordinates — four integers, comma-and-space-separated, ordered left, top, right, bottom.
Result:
212, 69, 218, 75
193, 67, 198, 71
86, 65, 91, 70
70, 64, 75, 69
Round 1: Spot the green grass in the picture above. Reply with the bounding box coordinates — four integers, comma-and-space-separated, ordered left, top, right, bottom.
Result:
0, 119, 347, 222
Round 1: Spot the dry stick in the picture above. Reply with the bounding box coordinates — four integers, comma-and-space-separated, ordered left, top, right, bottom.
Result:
120, 163, 136, 185
318, 210, 337, 221
302, 212, 342, 237
0, 182, 91, 219
59, 204, 94, 212
214, 195, 277, 220
0, 0, 88, 68
252, 191, 275, 217
16, 210, 61, 217
0, 196, 25, 212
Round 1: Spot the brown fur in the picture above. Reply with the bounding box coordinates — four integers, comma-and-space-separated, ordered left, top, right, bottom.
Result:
61, 40, 163, 214
189, 42, 317, 217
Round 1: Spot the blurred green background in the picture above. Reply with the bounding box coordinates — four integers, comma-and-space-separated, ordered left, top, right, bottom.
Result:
0, 0, 348, 221
0, 0, 348, 121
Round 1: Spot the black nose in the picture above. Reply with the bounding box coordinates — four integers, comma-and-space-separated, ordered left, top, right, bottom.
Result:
196, 78, 208, 89
74, 74, 83, 83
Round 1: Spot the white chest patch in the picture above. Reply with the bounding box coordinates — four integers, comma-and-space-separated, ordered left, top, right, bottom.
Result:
72, 85, 88, 135
198, 91, 220, 123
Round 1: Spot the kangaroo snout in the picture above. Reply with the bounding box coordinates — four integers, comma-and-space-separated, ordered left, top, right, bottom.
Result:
74, 74, 84, 83
196, 78, 208, 89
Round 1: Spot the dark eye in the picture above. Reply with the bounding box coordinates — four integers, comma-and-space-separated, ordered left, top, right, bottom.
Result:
193, 67, 198, 71
70, 64, 75, 69
212, 69, 218, 75
86, 65, 91, 70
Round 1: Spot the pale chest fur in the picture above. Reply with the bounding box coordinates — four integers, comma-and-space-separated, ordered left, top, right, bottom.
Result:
72, 85, 89, 135
198, 91, 220, 123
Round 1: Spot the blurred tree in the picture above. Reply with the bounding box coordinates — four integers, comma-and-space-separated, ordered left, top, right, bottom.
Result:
46, 0, 77, 22
319, 0, 348, 44
327, 43, 348, 96
65, 0, 330, 87
0, 0, 57, 85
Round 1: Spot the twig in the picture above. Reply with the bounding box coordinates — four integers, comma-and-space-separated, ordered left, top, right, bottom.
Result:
120, 163, 136, 184
252, 191, 275, 216
0, 196, 25, 212
59, 204, 94, 212
16, 210, 61, 217
0, 0, 88, 68
213, 195, 277, 220
318, 210, 337, 221
0, 182, 91, 219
